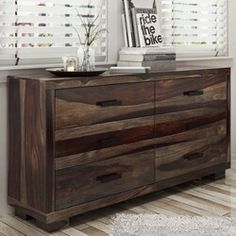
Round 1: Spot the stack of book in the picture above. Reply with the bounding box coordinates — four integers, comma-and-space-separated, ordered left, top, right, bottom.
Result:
117, 0, 176, 72
117, 47, 176, 71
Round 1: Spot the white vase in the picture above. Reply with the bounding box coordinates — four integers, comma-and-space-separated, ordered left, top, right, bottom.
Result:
77, 45, 95, 72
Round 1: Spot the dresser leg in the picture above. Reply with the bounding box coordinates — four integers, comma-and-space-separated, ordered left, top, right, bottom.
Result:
211, 171, 226, 180
36, 219, 69, 233
15, 207, 32, 220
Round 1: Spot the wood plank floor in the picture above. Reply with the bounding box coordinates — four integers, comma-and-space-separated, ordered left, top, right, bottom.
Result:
1, 160, 236, 236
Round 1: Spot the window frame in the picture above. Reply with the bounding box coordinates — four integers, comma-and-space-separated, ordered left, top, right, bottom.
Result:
161, 0, 228, 58
0, 0, 108, 69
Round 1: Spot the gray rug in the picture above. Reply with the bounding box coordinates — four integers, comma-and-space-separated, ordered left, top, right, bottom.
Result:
111, 214, 236, 236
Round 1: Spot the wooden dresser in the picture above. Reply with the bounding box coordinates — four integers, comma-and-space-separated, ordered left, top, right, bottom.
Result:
8, 66, 231, 231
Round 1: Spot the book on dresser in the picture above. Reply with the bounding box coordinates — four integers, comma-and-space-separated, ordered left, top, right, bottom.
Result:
117, 60, 176, 71
119, 53, 176, 62
122, 0, 163, 47
122, 0, 134, 47
109, 66, 151, 74
134, 7, 162, 47
118, 46, 176, 70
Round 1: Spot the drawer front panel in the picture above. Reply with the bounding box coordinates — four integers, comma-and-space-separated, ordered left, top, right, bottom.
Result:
55, 124, 154, 157
155, 74, 227, 114
155, 134, 228, 181
55, 150, 155, 210
155, 107, 227, 138
55, 82, 154, 129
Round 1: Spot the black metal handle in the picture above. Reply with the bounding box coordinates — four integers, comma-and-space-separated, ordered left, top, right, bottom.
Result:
96, 99, 122, 107
183, 152, 203, 161
96, 173, 122, 183
186, 121, 200, 129
183, 90, 204, 96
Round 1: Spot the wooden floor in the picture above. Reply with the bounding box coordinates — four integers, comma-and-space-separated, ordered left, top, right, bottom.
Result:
1, 160, 236, 236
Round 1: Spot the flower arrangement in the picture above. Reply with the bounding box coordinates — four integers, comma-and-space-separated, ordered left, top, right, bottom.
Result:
70, 0, 107, 71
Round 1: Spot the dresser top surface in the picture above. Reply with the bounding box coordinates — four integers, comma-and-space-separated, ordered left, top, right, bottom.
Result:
8, 65, 230, 90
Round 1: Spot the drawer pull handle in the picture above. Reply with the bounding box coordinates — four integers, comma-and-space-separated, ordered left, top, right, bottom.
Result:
96, 173, 122, 183
96, 99, 122, 107
183, 152, 204, 161
183, 90, 204, 96
187, 121, 200, 129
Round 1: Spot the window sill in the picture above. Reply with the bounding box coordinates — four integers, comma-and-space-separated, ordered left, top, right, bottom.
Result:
177, 56, 234, 62
0, 61, 115, 72
0, 57, 233, 72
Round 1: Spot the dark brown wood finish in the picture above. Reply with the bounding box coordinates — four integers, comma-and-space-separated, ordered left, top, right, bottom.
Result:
227, 74, 231, 165
154, 70, 229, 181
55, 150, 155, 210
36, 219, 69, 233
8, 163, 229, 225
55, 82, 155, 129
155, 73, 227, 114
55, 125, 154, 157
155, 107, 227, 138
24, 80, 48, 212
54, 119, 227, 171
45, 90, 55, 212
8, 78, 54, 213
8, 66, 231, 232
156, 136, 228, 181
8, 78, 22, 201
55, 82, 155, 159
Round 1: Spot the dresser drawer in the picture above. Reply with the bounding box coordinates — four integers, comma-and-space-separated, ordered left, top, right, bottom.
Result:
55, 150, 155, 210
55, 123, 154, 157
55, 82, 154, 129
155, 107, 227, 138
155, 134, 228, 181
155, 74, 227, 114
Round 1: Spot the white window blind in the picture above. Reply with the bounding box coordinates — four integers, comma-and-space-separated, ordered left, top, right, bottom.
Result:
0, 0, 107, 66
161, 0, 227, 58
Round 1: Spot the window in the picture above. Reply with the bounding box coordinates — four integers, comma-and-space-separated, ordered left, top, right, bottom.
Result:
0, 0, 107, 67
161, 0, 228, 57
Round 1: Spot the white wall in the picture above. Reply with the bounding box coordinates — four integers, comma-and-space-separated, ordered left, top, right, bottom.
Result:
0, 0, 235, 215
228, 0, 236, 156
107, 0, 123, 63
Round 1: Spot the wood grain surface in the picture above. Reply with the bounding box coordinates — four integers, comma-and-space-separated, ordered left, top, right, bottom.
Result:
155, 75, 227, 114
55, 123, 154, 158
8, 78, 22, 201
55, 150, 155, 210
7, 67, 231, 232
2, 160, 236, 236
55, 82, 155, 129
8, 77, 54, 213
155, 136, 227, 181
